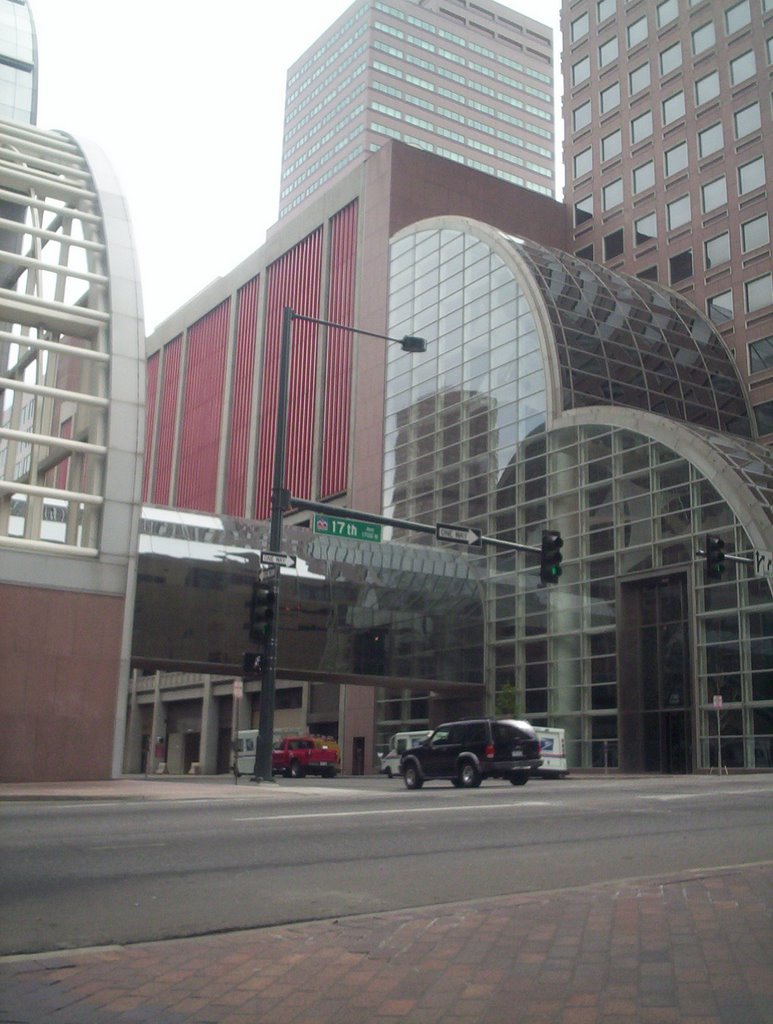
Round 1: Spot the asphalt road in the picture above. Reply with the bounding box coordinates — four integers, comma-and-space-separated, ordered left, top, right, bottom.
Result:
2, 774, 773, 956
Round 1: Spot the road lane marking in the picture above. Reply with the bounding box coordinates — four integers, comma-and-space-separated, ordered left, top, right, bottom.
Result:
90, 842, 168, 850
640, 788, 773, 801
234, 802, 557, 823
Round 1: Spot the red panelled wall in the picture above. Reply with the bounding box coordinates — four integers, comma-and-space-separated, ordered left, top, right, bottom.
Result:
321, 202, 358, 499
225, 277, 259, 516
152, 336, 182, 506
142, 352, 159, 502
176, 301, 230, 512
256, 231, 323, 519
145, 201, 359, 520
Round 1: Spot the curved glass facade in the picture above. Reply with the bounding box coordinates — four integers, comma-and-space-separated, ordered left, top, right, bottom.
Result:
384, 219, 773, 772
510, 240, 752, 436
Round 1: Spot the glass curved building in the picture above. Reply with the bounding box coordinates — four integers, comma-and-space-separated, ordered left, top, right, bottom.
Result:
384, 217, 773, 772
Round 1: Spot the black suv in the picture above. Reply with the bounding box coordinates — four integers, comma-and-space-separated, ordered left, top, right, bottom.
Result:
401, 718, 542, 789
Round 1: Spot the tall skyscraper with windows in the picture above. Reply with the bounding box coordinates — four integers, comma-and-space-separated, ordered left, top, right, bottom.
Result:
562, 0, 773, 441
279, 0, 556, 221
0, 0, 37, 125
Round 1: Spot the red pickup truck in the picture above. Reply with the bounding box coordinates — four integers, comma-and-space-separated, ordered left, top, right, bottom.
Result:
272, 737, 338, 778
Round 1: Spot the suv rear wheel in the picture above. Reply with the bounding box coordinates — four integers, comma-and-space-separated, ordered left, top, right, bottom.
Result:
458, 760, 481, 788
510, 771, 528, 786
403, 761, 424, 789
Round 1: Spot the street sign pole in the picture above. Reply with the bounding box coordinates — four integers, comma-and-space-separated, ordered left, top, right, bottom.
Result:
712, 694, 727, 775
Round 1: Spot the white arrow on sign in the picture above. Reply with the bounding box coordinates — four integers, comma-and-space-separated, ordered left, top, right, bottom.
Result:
260, 550, 296, 568
436, 523, 483, 547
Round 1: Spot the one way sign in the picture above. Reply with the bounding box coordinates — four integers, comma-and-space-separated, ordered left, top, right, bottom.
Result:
436, 522, 483, 547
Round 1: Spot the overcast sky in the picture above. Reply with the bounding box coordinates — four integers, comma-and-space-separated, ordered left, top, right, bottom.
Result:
30, 0, 561, 333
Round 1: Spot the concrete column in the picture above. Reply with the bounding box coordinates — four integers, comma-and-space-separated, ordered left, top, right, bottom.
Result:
123, 670, 143, 774
549, 443, 582, 761
149, 672, 168, 773
199, 676, 219, 775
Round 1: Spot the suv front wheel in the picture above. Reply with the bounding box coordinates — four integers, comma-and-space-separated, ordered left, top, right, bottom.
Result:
403, 761, 424, 789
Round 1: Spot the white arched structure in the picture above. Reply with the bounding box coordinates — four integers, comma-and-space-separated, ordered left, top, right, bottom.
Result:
0, 119, 145, 780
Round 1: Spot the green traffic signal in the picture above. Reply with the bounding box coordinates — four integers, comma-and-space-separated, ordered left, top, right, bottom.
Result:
540, 530, 564, 585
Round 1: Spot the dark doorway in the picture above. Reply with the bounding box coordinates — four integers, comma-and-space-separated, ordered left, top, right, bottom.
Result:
352, 736, 365, 775
619, 573, 693, 773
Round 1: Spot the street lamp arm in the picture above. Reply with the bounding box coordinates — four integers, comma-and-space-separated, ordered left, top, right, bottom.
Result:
290, 309, 426, 352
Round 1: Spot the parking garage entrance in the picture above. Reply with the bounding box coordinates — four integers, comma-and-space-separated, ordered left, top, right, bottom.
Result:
619, 573, 693, 773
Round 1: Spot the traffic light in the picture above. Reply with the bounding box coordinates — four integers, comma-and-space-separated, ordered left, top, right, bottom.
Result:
242, 651, 262, 677
540, 530, 564, 584
247, 582, 276, 642
705, 535, 725, 580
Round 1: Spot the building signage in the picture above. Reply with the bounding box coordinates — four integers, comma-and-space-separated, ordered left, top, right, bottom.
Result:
313, 514, 382, 543
754, 550, 773, 578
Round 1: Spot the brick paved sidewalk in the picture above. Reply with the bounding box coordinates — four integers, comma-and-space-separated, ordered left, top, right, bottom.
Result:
2, 863, 772, 1024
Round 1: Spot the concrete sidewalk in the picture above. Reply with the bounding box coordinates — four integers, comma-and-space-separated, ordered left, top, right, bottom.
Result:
2, 862, 772, 1024
0, 776, 336, 802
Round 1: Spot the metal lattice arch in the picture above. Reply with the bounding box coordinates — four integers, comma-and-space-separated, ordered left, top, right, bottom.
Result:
0, 118, 145, 781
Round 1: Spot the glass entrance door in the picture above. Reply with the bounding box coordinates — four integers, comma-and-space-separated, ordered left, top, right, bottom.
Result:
619, 573, 693, 773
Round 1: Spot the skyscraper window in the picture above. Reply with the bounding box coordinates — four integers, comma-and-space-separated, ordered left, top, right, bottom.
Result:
691, 22, 716, 56
665, 141, 688, 176
734, 102, 761, 139
662, 91, 685, 125
600, 81, 620, 113
635, 212, 657, 245
725, 1, 751, 34
627, 16, 648, 48
631, 110, 653, 143
602, 129, 622, 162
667, 194, 691, 230
656, 0, 678, 27
629, 63, 650, 95
738, 156, 765, 195
741, 214, 769, 253
660, 42, 682, 75
695, 70, 720, 105
745, 273, 773, 313
701, 176, 727, 213
633, 160, 655, 192
698, 122, 724, 158
599, 37, 618, 67
705, 232, 730, 268
730, 50, 756, 84
571, 11, 589, 41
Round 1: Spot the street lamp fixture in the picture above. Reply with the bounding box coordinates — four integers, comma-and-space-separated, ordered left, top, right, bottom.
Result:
252, 306, 427, 781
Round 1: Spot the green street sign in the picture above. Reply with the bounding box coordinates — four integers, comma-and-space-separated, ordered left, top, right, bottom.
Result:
313, 513, 382, 543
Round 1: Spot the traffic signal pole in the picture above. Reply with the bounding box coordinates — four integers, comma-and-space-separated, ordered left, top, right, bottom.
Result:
253, 306, 294, 783
251, 307, 428, 783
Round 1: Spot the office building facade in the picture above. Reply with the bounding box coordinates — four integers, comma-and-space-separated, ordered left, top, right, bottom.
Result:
140, 141, 567, 774
562, 0, 773, 442
279, 0, 556, 222
0, 0, 37, 125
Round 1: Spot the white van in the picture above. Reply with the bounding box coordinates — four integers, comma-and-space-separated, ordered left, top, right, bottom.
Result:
379, 730, 431, 777
232, 729, 259, 777
533, 727, 569, 778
